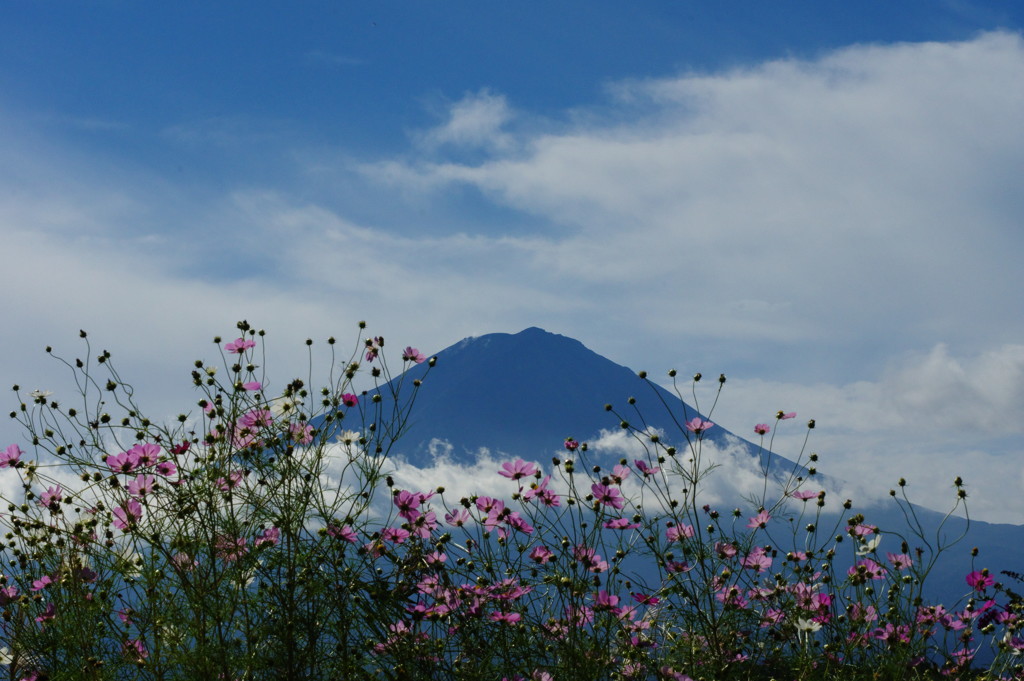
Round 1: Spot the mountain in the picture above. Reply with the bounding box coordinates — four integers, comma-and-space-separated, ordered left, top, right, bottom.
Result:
370, 326, 804, 475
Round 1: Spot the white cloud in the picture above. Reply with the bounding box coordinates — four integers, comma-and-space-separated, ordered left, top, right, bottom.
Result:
702, 343, 1024, 523
367, 32, 1024, 357
417, 89, 515, 152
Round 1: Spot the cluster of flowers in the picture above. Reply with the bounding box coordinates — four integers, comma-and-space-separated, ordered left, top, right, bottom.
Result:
1, 327, 1022, 681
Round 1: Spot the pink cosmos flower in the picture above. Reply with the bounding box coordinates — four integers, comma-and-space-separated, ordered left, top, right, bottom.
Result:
39, 485, 63, 511
523, 475, 560, 507
715, 542, 739, 559
255, 527, 280, 548
747, 510, 771, 529
564, 438, 579, 451
35, 602, 56, 623
573, 545, 608, 573
503, 511, 534, 535
0, 444, 22, 468
130, 442, 162, 467
113, 499, 143, 530
887, 552, 914, 570
0, 586, 18, 605
754, 424, 771, 435
364, 336, 383, 362
289, 422, 314, 444
224, 337, 256, 354
123, 639, 148, 661
632, 592, 660, 605
327, 523, 358, 543
106, 450, 141, 474
791, 490, 819, 501
777, 411, 797, 420
156, 461, 178, 478
849, 559, 886, 580
31, 575, 53, 591
603, 517, 640, 530
741, 546, 773, 573
127, 474, 156, 497
402, 346, 426, 363
381, 527, 410, 544
685, 417, 714, 433
444, 508, 471, 527
591, 483, 625, 510
341, 393, 359, 407
238, 409, 273, 430
529, 546, 554, 564
214, 534, 247, 562
594, 590, 620, 611
475, 496, 504, 514
609, 464, 631, 484
217, 470, 244, 492
666, 524, 695, 542
966, 570, 994, 591
242, 381, 262, 391
634, 459, 660, 477
498, 458, 539, 481
490, 610, 521, 624
849, 523, 877, 538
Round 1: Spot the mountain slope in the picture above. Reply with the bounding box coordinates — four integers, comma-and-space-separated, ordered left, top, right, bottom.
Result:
377, 327, 798, 473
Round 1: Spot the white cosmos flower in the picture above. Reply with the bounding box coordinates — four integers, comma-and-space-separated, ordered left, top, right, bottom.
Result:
857, 534, 882, 556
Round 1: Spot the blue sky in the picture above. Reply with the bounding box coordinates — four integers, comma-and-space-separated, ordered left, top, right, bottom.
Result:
2, 3, 1023, 521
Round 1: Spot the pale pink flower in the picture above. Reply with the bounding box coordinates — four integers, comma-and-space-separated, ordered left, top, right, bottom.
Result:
529, 546, 554, 564
127, 474, 156, 497
685, 417, 713, 433
778, 411, 797, 420
634, 459, 660, 477
224, 337, 256, 354
741, 546, 773, 573
887, 552, 913, 570
327, 523, 358, 543
130, 443, 162, 467
666, 524, 695, 542
402, 346, 426, 363
754, 424, 770, 435
255, 527, 280, 548
0, 444, 22, 468
498, 458, 539, 481
603, 517, 640, 530
791, 490, 819, 501
39, 485, 63, 510
113, 499, 143, 530
746, 510, 771, 529
444, 508, 471, 527
289, 422, 314, 444
106, 450, 141, 474
591, 482, 625, 510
